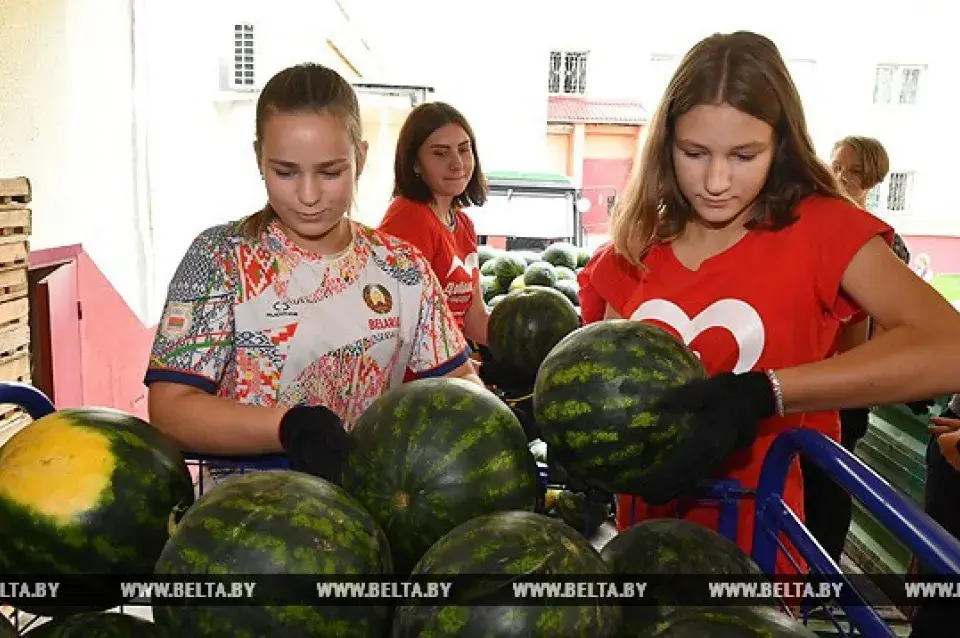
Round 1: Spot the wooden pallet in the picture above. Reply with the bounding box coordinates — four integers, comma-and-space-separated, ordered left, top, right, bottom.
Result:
0, 296, 31, 446
0, 177, 31, 206
0, 207, 31, 246
0, 241, 28, 273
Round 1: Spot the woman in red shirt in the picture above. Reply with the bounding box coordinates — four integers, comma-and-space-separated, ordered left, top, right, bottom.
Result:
378, 102, 490, 346
588, 31, 960, 574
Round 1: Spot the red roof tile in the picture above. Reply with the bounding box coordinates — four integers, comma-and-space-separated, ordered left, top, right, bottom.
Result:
547, 95, 648, 125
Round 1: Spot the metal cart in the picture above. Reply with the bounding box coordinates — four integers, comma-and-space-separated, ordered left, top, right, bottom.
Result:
2, 381, 959, 637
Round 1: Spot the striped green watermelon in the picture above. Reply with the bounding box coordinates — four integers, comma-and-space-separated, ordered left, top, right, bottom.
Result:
25, 612, 169, 637
153, 471, 392, 637
0, 613, 15, 638
650, 606, 817, 637
392, 510, 621, 637
601, 518, 767, 633
494, 253, 527, 285
488, 286, 581, 379
0, 408, 194, 615
532, 320, 706, 494
340, 378, 540, 575
540, 242, 579, 270
553, 490, 610, 538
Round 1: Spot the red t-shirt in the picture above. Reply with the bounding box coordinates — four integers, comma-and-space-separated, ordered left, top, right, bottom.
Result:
590, 194, 892, 572
577, 242, 644, 323
378, 197, 480, 331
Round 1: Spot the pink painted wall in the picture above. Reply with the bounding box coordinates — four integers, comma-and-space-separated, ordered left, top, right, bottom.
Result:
901, 235, 960, 277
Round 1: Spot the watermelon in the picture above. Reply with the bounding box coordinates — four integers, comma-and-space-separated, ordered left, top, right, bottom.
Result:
555, 266, 577, 281
495, 253, 527, 285
392, 511, 621, 637
481, 275, 501, 302
25, 612, 169, 637
488, 286, 581, 380
648, 606, 817, 637
523, 261, 558, 287
553, 279, 580, 306
480, 258, 498, 276
0, 613, 15, 638
478, 245, 501, 266
576, 248, 592, 268
553, 490, 610, 538
532, 320, 706, 494
0, 408, 194, 615
487, 294, 507, 308
153, 471, 392, 637
601, 518, 766, 633
508, 275, 526, 292
340, 378, 540, 575
513, 250, 543, 265
540, 242, 579, 270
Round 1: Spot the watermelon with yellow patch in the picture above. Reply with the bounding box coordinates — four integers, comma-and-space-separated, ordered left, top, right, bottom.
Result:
0, 407, 194, 615
340, 378, 541, 575
392, 511, 621, 637
532, 320, 707, 495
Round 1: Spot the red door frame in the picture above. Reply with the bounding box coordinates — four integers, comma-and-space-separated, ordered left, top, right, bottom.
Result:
29, 245, 83, 408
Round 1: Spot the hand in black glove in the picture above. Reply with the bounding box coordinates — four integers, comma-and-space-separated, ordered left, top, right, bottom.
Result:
278, 405, 353, 485
505, 394, 540, 442
905, 398, 936, 415
640, 371, 778, 505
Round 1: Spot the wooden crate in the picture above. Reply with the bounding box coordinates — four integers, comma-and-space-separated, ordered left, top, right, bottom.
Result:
0, 177, 33, 445
0, 176, 31, 206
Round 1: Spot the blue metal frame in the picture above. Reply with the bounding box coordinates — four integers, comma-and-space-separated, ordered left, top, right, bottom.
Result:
4, 381, 960, 637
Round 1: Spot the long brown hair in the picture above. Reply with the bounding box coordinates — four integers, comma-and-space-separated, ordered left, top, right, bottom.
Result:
241, 63, 363, 239
392, 102, 488, 208
610, 31, 845, 265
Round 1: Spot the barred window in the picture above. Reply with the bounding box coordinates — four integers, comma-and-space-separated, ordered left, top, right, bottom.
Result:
873, 64, 924, 105
548, 51, 587, 95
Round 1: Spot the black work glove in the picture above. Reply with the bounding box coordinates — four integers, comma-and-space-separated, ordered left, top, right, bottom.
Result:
641, 371, 777, 505
905, 398, 936, 415
479, 357, 538, 394
479, 351, 541, 441
840, 407, 870, 442
504, 393, 540, 442
278, 405, 353, 486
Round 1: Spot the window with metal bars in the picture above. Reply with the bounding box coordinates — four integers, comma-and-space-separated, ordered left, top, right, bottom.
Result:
867, 171, 916, 214
548, 51, 587, 95
233, 23, 256, 89
873, 64, 924, 105
886, 171, 914, 211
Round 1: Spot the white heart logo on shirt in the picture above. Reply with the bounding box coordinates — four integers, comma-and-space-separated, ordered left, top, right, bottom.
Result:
630, 298, 765, 373
448, 252, 479, 278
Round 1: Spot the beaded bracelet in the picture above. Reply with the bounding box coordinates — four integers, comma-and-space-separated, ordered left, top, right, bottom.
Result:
764, 369, 786, 417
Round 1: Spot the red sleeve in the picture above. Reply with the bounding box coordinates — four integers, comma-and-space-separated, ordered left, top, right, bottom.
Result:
577, 269, 605, 324
804, 195, 894, 323
590, 244, 644, 318
577, 243, 644, 322
378, 198, 438, 262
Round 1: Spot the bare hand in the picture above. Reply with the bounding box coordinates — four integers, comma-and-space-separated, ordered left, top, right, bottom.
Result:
929, 416, 960, 437
934, 429, 960, 471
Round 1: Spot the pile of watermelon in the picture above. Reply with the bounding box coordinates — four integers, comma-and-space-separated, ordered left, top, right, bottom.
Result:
0, 285, 821, 636
479, 241, 591, 310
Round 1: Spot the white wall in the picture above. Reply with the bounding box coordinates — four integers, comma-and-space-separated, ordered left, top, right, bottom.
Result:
140, 0, 383, 322
359, 0, 959, 236
0, 0, 147, 317
0, 0, 382, 325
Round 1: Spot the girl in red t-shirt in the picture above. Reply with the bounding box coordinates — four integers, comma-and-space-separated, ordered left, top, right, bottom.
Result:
378, 102, 490, 346
586, 31, 960, 574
